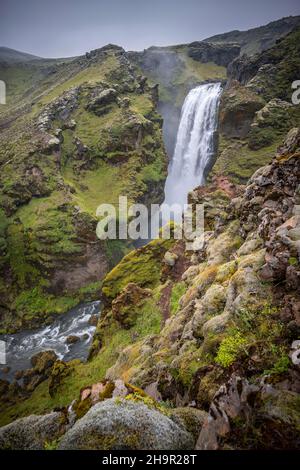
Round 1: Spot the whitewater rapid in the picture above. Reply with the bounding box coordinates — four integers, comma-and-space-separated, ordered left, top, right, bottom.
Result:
163, 82, 222, 214
0, 301, 101, 381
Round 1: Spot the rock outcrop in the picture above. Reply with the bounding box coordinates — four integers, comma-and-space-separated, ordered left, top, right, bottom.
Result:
187, 41, 240, 67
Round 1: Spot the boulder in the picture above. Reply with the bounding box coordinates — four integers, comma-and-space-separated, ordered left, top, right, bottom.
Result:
163, 251, 178, 267
58, 399, 194, 450
66, 335, 80, 345
87, 88, 117, 115
21, 350, 58, 392
0, 412, 65, 450
202, 312, 230, 337
30, 350, 57, 373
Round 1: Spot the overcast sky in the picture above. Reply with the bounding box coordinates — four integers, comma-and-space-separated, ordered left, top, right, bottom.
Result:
0, 0, 299, 58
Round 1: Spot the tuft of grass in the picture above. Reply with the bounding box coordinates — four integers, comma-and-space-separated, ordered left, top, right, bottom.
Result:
170, 281, 187, 315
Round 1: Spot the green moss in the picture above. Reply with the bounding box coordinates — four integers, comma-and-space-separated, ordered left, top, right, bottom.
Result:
213, 137, 279, 183
104, 239, 131, 268
215, 330, 247, 367
78, 280, 102, 298
7, 222, 39, 288
251, 28, 300, 102
124, 392, 169, 415
73, 396, 92, 420
264, 353, 290, 376
289, 257, 298, 266
44, 439, 60, 451
248, 127, 276, 150
14, 287, 78, 320
63, 162, 124, 215
37, 55, 118, 107
139, 152, 166, 184
169, 340, 215, 387
0, 64, 46, 107
102, 238, 174, 301
129, 95, 153, 115
215, 260, 237, 283
16, 192, 66, 228
98, 381, 116, 401
73, 105, 120, 149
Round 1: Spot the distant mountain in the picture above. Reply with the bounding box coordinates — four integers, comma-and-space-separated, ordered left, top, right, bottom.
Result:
205, 15, 300, 55
0, 47, 42, 63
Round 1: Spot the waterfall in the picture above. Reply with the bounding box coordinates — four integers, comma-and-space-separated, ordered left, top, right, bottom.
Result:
162, 82, 222, 218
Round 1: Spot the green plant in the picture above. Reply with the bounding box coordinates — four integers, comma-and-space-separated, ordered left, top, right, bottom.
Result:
44, 439, 59, 450
215, 330, 247, 367
265, 354, 290, 376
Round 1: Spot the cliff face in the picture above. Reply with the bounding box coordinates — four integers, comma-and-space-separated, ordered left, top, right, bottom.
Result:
90, 129, 300, 449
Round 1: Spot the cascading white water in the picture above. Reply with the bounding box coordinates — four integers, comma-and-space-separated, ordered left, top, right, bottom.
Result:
0, 301, 101, 382
163, 82, 222, 217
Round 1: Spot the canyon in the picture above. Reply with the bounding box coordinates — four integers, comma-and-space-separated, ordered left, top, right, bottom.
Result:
0, 15, 300, 450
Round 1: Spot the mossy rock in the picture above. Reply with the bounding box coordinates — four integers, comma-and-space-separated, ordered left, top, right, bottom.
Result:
58, 399, 194, 450
102, 238, 174, 301
111, 282, 152, 328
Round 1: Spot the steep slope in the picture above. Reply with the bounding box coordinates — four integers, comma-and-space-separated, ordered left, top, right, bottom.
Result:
0, 45, 167, 332
0, 17, 299, 449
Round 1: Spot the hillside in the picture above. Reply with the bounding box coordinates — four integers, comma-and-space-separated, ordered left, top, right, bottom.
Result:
0, 44, 169, 332
0, 47, 42, 63
213, 26, 300, 183
205, 15, 300, 55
